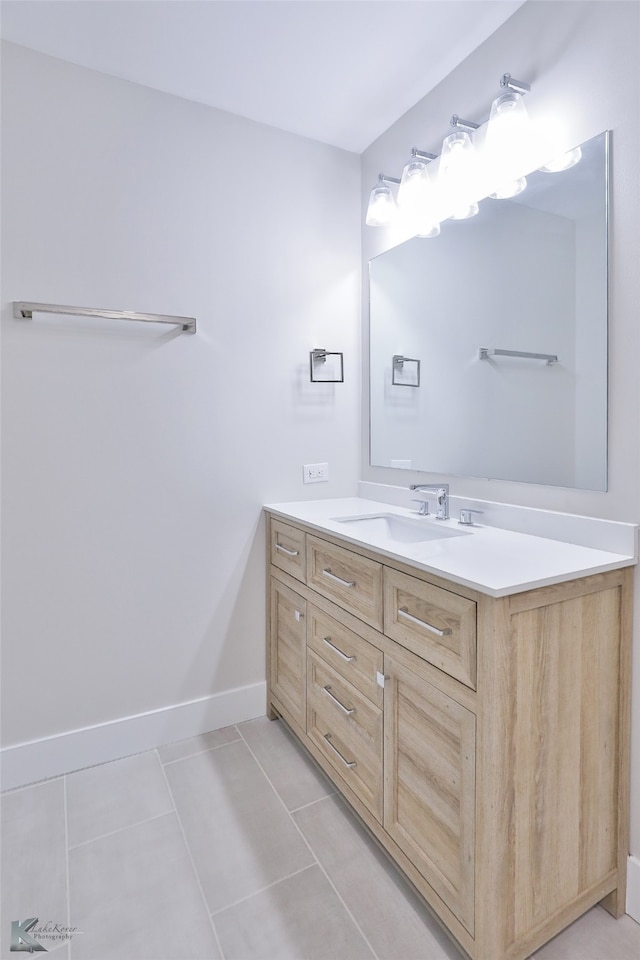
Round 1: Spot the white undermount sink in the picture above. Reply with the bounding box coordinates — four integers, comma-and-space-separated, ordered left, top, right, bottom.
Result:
331, 512, 471, 544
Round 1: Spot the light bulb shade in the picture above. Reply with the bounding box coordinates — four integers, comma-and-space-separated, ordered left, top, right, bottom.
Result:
450, 202, 479, 220
416, 221, 441, 238
489, 176, 527, 199
439, 130, 480, 218
486, 90, 533, 185
366, 182, 396, 226
440, 129, 475, 178
539, 146, 582, 173
397, 158, 431, 208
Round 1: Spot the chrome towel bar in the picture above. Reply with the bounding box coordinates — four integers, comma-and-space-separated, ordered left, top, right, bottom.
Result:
13, 301, 196, 334
479, 347, 558, 364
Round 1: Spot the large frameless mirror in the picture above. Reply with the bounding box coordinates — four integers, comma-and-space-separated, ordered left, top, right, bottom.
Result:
369, 130, 609, 490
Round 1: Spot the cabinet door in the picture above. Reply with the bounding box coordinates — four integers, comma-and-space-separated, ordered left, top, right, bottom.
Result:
384, 650, 476, 935
270, 579, 306, 730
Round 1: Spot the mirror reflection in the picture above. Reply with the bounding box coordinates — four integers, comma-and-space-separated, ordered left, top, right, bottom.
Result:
369, 131, 608, 490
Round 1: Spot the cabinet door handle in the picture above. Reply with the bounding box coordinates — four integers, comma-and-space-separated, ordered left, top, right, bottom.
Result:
322, 685, 355, 715
322, 568, 355, 588
276, 543, 299, 557
322, 637, 356, 662
323, 733, 357, 768
398, 606, 452, 637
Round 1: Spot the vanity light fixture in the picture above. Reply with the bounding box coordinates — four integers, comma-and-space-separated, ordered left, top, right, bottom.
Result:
365, 174, 400, 226
364, 70, 581, 236
539, 145, 583, 172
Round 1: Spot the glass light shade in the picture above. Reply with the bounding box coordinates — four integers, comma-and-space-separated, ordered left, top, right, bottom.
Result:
397, 158, 431, 208
449, 202, 479, 220
489, 176, 527, 199
366, 182, 396, 226
486, 91, 533, 183
440, 130, 475, 178
415, 219, 440, 238
439, 130, 479, 216
539, 146, 582, 173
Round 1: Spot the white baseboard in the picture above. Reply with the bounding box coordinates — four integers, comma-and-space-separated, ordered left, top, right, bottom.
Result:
0, 682, 267, 791
628, 855, 640, 923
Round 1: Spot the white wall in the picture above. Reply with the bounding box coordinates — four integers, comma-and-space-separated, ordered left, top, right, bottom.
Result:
361, 0, 640, 865
0, 42, 360, 758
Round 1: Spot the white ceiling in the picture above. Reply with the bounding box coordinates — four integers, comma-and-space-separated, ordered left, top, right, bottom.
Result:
0, 0, 525, 153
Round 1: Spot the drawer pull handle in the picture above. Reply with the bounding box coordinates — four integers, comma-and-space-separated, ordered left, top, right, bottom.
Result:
323, 734, 357, 768
398, 606, 452, 637
322, 568, 355, 588
322, 637, 356, 662
322, 685, 355, 715
276, 543, 299, 557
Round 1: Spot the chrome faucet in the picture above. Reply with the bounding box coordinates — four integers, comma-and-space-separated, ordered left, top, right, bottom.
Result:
409, 483, 450, 520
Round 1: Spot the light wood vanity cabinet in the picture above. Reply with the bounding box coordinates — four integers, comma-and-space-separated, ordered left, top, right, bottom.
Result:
266, 512, 632, 960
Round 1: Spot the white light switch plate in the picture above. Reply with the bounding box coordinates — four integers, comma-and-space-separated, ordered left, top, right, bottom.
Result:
303, 462, 329, 483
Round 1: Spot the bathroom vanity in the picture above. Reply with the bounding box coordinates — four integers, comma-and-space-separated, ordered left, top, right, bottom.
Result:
265, 496, 635, 960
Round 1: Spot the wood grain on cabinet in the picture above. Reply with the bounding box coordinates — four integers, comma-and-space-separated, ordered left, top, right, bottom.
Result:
306, 535, 383, 630
307, 650, 383, 821
270, 518, 306, 582
269, 579, 306, 731
307, 604, 384, 708
384, 646, 476, 936
474, 571, 631, 960
384, 567, 477, 688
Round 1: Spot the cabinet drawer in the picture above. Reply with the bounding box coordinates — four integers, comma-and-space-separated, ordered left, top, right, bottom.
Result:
307, 605, 384, 709
307, 652, 383, 822
384, 568, 477, 689
271, 519, 306, 582
306, 536, 383, 630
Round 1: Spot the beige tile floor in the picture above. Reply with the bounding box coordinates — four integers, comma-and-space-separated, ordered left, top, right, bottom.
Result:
2, 717, 640, 960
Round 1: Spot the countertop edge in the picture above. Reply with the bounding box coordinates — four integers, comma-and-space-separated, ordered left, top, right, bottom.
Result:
264, 500, 637, 598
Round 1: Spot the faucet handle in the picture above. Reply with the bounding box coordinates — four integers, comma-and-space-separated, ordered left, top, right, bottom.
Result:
410, 498, 430, 516
459, 508, 484, 526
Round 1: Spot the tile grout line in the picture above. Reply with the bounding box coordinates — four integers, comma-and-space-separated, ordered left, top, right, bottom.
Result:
237, 726, 381, 960
156, 749, 226, 960
160, 735, 242, 767
209, 863, 318, 918
289, 791, 337, 815
67, 807, 176, 851
1, 773, 66, 797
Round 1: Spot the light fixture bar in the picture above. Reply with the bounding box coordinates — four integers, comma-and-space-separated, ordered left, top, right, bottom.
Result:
364, 68, 553, 233
500, 72, 531, 95
411, 148, 438, 161
450, 114, 481, 130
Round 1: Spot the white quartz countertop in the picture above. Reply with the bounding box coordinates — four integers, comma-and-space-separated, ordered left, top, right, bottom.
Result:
265, 497, 637, 598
